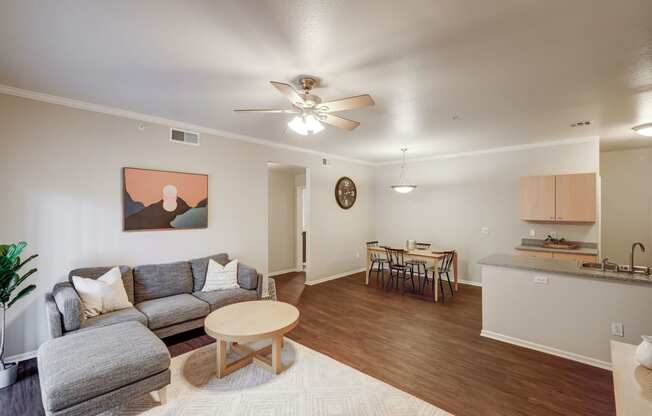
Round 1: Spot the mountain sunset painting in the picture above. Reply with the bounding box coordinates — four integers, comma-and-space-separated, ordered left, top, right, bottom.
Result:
123, 168, 208, 231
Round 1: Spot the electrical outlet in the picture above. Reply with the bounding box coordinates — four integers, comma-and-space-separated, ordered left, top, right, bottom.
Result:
533, 275, 549, 284
355, 252, 360, 259
529, 229, 536, 237
611, 322, 624, 337
480, 227, 489, 234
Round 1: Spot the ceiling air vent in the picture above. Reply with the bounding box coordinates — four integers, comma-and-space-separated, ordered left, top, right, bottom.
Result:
170, 128, 200, 146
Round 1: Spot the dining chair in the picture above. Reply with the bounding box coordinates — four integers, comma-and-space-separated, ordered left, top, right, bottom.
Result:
406, 242, 431, 291
366, 241, 388, 287
423, 251, 455, 302
384, 247, 416, 294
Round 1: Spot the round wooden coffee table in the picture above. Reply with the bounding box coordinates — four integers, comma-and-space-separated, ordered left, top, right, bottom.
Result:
204, 300, 300, 378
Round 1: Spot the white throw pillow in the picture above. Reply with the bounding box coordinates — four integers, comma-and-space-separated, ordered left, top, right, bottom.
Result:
202, 259, 239, 291
72, 267, 132, 318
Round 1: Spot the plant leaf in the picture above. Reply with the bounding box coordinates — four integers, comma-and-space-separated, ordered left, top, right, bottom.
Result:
7, 285, 36, 308
6, 242, 26, 259
0, 271, 18, 288
0, 242, 37, 308
0, 256, 12, 271
12, 254, 38, 272
6, 268, 37, 293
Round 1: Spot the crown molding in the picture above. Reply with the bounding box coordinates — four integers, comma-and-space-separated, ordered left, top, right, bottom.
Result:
376, 136, 600, 166
0, 84, 373, 166
0, 84, 600, 167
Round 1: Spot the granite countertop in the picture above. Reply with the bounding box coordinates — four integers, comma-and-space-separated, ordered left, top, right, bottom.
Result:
478, 254, 652, 285
514, 238, 598, 255
514, 245, 599, 255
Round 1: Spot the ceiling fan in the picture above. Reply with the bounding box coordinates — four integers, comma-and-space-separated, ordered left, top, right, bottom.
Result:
234, 76, 374, 135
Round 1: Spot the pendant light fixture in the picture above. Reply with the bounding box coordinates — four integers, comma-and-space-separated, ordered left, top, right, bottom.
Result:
391, 148, 417, 193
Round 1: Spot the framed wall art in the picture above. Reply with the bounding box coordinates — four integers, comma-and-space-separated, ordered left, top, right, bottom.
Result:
122, 167, 208, 231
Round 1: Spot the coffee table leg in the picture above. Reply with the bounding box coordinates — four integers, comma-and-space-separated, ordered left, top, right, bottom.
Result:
216, 339, 227, 378
272, 336, 283, 374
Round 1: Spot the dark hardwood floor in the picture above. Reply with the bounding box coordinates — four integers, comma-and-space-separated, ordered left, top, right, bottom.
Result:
0, 271, 615, 416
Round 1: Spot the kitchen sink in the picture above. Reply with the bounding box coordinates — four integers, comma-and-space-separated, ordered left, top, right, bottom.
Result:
581, 261, 651, 275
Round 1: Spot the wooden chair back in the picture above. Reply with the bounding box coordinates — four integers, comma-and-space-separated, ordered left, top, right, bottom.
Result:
384, 246, 407, 269
367, 241, 385, 261
438, 251, 455, 273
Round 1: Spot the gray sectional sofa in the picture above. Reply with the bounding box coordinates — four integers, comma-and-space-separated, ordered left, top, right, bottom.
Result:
44, 253, 263, 339
38, 253, 263, 416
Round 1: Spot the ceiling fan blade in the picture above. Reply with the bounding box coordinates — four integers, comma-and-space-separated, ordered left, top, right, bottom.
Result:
233, 108, 299, 114
270, 81, 306, 107
316, 94, 374, 113
319, 114, 360, 131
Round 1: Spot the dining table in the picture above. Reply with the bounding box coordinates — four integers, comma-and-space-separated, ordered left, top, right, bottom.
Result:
365, 245, 459, 302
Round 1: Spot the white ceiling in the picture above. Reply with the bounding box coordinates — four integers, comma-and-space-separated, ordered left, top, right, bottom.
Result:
1, 1, 652, 163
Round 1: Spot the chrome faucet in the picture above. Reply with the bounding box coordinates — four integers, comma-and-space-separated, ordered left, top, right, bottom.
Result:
630, 242, 646, 273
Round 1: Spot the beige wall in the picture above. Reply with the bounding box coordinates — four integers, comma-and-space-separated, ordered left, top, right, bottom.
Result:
374, 140, 600, 283
482, 264, 652, 365
601, 148, 652, 266
0, 93, 375, 358
268, 169, 297, 273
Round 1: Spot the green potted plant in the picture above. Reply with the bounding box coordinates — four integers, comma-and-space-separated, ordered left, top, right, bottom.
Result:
0, 242, 37, 389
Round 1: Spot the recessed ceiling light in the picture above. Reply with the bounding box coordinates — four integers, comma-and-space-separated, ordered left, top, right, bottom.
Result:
632, 123, 652, 137
571, 120, 591, 128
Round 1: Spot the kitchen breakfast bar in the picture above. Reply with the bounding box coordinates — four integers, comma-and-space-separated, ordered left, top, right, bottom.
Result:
479, 254, 652, 368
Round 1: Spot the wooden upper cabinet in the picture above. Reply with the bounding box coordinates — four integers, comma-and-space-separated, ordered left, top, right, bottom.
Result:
520, 176, 556, 221
519, 173, 596, 223
555, 173, 596, 222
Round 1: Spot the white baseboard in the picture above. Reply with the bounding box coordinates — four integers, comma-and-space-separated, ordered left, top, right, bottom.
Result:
457, 278, 482, 287
268, 268, 300, 277
5, 350, 37, 363
305, 268, 366, 286
480, 329, 612, 370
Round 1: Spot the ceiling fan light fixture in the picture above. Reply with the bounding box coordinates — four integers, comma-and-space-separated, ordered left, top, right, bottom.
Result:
391, 148, 417, 194
633, 123, 652, 137
235, 77, 374, 133
288, 114, 324, 136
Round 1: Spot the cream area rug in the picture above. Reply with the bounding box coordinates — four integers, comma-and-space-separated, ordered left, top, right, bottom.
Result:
105, 339, 452, 416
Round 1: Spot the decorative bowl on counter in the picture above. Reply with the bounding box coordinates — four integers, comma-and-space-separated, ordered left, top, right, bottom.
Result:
542, 235, 578, 250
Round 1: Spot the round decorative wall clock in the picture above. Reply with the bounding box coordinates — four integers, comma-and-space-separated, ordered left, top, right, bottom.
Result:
335, 177, 357, 209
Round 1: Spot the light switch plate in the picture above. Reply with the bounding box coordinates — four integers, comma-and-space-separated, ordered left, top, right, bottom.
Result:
480, 227, 489, 234
611, 322, 624, 337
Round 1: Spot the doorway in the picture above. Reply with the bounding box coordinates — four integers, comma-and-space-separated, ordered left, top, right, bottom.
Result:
267, 163, 309, 279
